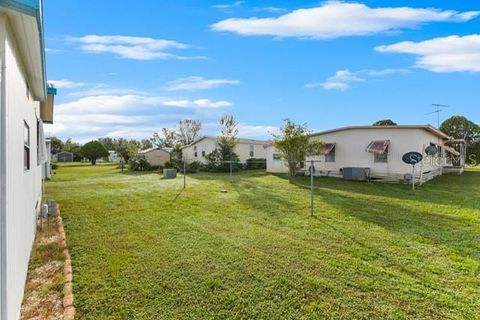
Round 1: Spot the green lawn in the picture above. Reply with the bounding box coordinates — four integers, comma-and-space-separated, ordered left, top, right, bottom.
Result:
45, 164, 480, 319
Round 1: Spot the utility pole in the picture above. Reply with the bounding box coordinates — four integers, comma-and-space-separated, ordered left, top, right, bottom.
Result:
427, 103, 449, 128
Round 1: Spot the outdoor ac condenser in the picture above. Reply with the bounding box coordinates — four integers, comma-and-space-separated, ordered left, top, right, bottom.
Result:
342, 167, 371, 181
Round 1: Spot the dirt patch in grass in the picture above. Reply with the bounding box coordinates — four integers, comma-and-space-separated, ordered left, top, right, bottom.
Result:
21, 220, 64, 320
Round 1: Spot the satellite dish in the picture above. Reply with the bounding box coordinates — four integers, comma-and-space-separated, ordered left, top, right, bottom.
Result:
402, 152, 423, 165
425, 145, 438, 156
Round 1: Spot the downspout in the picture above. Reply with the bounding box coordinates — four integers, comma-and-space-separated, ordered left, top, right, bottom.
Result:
0, 20, 6, 320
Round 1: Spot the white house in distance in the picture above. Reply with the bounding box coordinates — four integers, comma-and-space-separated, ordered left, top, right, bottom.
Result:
266, 125, 465, 183
137, 147, 171, 167
182, 136, 270, 163
0, 1, 56, 319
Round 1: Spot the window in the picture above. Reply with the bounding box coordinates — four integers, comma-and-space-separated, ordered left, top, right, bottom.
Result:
202, 150, 206, 157
273, 153, 282, 160
325, 146, 335, 162
374, 146, 388, 163
249, 145, 254, 157
24, 121, 30, 170
194, 146, 198, 157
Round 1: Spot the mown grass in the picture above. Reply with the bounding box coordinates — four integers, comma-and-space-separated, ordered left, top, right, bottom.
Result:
45, 163, 480, 319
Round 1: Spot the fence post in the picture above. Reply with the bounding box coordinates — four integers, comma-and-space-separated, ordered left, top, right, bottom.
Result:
310, 160, 314, 216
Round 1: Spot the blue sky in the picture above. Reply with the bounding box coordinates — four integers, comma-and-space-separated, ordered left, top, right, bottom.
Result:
44, 0, 480, 142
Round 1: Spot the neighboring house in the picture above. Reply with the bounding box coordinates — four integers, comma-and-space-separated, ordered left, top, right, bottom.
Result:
266, 125, 465, 183
0, 1, 56, 319
182, 136, 270, 163
57, 151, 74, 162
108, 150, 118, 162
137, 147, 171, 167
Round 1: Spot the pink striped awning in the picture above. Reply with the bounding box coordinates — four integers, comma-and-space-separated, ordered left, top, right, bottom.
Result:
366, 140, 390, 154
322, 143, 336, 155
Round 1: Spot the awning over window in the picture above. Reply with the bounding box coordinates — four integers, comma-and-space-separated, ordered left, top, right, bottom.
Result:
366, 140, 390, 154
322, 143, 336, 155
40, 86, 56, 124
444, 145, 460, 156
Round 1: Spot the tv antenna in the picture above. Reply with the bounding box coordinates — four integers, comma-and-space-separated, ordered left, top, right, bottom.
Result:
426, 103, 449, 127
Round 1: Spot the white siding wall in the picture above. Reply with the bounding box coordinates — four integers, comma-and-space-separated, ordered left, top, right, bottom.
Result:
267, 128, 447, 178
2, 16, 42, 320
183, 138, 267, 163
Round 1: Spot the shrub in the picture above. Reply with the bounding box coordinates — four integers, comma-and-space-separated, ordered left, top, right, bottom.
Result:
164, 160, 177, 169
51, 163, 59, 170
186, 161, 203, 173
129, 158, 151, 171
246, 158, 266, 170
204, 149, 240, 172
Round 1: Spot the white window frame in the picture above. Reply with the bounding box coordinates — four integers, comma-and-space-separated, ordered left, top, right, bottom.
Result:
24, 121, 30, 171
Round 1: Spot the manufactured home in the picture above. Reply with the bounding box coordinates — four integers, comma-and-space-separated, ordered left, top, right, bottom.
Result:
182, 136, 270, 163
57, 151, 73, 162
137, 147, 171, 167
266, 125, 465, 183
0, 1, 56, 319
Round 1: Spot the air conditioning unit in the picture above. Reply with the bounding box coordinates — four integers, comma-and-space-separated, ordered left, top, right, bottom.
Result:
342, 167, 371, 181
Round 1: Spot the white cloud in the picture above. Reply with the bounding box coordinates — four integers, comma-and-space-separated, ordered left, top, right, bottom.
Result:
162, 98, 232, 108
163, 76, 240, 91
309, 70, 365, 90
238, 124, 279, 138
211, 1, 479, 39
212, 1, 244, 9
68, 35, 205, 60
49, 79, 86, 89
375, 34, 480, 72
306, 68, 409, 90
56, 95, 233, 115
254, 7, 288, 14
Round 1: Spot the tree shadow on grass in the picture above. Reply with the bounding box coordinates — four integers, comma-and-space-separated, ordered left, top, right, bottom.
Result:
315, 186, 479, 260
287, 170, 480, 211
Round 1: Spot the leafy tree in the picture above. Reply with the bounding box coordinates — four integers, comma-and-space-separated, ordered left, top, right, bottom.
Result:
151, 128, 181, 148
98, 137, 116, 150
49, 137, 64, 154
373, 119, 397, 126
178, 119, 202, 145
63, 138, 83, 161
440, 116, 480, 164
273, 119, 324, 181
217, 114, 239, 161
81, 140, 109, 165
116, 139, 138, 162
140, 139, 153, 149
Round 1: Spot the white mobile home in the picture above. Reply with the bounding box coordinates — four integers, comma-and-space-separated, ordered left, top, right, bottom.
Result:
266, 125, 465, 183
0, 1, 55, 319
182, 136, 270, 163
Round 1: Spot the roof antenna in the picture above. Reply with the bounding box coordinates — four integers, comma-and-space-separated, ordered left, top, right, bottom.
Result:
426, 103, 449, 128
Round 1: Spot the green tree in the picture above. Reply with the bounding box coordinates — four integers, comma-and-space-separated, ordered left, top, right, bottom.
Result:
178, 119, 202, 145
273, 119, 324, 181
81, 140, 109, 165
63, 138, 83, 161
217, 114, 239, 161
115, 139, 139, 162
373, 119, 397, 126
440, 116, 480, 165
49, 137, 63, 154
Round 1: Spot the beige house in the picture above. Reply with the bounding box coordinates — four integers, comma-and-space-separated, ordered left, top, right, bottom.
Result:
137, 147, 171, 167
182, 136, 270, 163
266, 125, 465, 183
